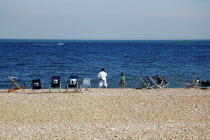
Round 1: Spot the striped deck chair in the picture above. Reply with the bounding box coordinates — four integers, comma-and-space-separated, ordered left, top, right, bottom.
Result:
79, 78, 91, 92
8, 76, 26, 93
185, 77, 200, 89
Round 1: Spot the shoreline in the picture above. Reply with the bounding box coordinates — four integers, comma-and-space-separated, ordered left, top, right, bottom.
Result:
0, 88, 209, 139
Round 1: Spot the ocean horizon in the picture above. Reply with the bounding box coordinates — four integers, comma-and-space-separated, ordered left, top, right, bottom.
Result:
0, 39, 209, 89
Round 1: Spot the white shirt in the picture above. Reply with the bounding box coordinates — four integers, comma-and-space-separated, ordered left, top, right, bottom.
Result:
98, 71, 107, 81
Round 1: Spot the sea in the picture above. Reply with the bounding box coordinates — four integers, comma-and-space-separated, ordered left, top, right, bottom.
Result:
0, 39, 209, 89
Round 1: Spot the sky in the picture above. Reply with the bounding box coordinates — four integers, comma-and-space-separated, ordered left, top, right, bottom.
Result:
0, 0, 210, 40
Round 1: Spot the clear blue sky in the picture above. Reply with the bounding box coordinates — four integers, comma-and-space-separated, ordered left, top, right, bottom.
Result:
0, 0, 210, 40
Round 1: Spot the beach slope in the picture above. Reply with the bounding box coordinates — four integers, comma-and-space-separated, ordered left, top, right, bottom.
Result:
0, 89, 209, 139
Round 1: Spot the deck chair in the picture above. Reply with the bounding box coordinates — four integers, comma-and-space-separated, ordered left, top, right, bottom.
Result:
147, 76, 160, 89
49, 76, 61, 92
185, 77, 200, 89
79, 78, 91, 92
8, 76, 26, 93
31, 79, 43, 92
154, 75, 169, 88
137, 76, 151, 89
66, 76, 79, 93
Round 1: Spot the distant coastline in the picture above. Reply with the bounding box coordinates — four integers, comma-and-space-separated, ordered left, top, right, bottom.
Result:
0, 39, 210, 43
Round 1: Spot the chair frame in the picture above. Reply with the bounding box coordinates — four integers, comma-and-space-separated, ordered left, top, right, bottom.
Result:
49, 76, 61, 93
8, 76, 26, 93
79, 78, 91, 92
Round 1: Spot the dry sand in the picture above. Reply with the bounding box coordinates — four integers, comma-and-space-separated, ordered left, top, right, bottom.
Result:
0, 88, 209, 139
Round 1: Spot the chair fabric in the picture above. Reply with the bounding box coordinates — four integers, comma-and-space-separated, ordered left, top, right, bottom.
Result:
49, 76, 61, 92
51, 76, 61, 88
66, 76, 79, 92
31, 79, 42, 90
67, 76, 78, 87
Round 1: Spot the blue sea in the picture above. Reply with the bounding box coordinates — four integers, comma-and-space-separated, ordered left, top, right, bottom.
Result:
0, 39, 209, 89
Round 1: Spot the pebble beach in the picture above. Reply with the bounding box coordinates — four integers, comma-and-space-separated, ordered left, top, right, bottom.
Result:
0, 88, 209, 139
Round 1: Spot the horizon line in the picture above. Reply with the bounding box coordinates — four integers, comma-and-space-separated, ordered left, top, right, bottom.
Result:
0, 38, 210, 41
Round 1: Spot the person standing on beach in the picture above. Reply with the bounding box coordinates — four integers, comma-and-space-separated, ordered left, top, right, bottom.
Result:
98, 68, 108, 88
119, 73, 126, 88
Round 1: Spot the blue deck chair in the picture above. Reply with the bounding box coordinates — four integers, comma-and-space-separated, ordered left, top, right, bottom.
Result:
79, 78, 91, 92
31, 79, 43, 92
8, 76, 26, 93
147, 76, 162, 89
49, 76, 61, 92
148, 76, 169, 89
66, 76, 79, 93
137, 76, 151, 89
154, 75, 169, 88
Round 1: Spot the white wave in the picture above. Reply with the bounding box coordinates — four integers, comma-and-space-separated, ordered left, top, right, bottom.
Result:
32, 43, 64, 46
57, 43, 64, 45
33, 44, 49, 46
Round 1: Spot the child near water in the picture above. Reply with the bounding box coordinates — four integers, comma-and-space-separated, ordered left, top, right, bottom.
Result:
120, 73, 126, 88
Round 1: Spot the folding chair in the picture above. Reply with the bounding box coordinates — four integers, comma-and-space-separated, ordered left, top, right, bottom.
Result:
49, 76, 61, 92
8, 76, 26, 93
66, 76, 79, 93
31, 79, 43, 92
147, 76, 163, 89
185, 77, 200, 89
137, 76, 151, 89
79, 78, 91, 92
154, 75, 169, 88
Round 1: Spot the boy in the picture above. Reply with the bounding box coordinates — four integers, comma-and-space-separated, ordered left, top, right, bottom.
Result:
120, 73, 126, 88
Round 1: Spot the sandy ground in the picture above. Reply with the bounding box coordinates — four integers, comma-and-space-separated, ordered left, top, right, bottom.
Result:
0, 88, 209, 140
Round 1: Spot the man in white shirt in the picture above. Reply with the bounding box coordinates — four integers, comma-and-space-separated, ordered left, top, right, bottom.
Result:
98, 68, 108, 88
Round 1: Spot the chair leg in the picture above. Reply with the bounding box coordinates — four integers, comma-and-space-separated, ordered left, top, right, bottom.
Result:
8, 82, 15, 93
42, 84, 43, 93
59, 83, 61, 92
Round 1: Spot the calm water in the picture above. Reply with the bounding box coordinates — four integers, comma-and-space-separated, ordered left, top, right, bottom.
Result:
0, 39, 209, 89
